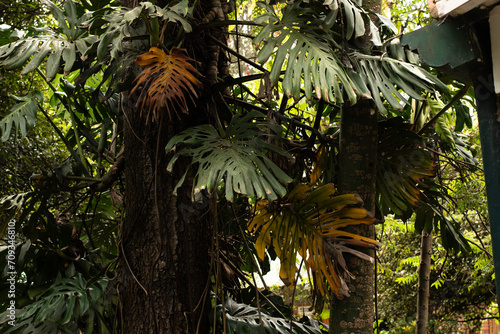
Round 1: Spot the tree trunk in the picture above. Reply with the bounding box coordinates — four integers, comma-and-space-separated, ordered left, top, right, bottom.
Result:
118, 96, 211, 333
329, 100, 378, 334
361, 0, 381, 14
117, 1, 215, 332
329, 2, 381, 331
416, 230, 433, 334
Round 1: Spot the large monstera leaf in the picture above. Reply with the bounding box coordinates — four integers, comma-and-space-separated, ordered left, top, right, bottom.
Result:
349, 52, 449, 114
0, 274, 109, 334
211, 297, 328, 334
248, 183, 379, 297
130, 47, 202, 122
254, 0, 448, 111
254, 0, 362, 104
377, 118, 435, 216
0, 90, 41, 141
166, 111, 293, 202
0, 0, 94, 81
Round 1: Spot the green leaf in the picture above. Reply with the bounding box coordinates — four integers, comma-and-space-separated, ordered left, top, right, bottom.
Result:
254, 1, 446, 111
439, 216, 470, 253
254, 1, 359, 104
42, 0, 71, 37
2, 274, 109, 332
42, 0, 88, 41
454, 102, 472, 131
123, 5, 144, 23
0, 91, 42, 141
166, 111, 292, 202
350, 53, 449, 114
375, 12, 398, 35
61, 295, 77, 324
377, 118, 435, 216
0, 193, 32, 238
212, 297, 329, 334
46, 42, 64, 80
21, 39, 52, 75
164, 0, 193, 32
0, 39, 41, 70
97, 31, 114, 60
63, 0, 78, 32
62, 42, 77, 75
434, 113, 456, 150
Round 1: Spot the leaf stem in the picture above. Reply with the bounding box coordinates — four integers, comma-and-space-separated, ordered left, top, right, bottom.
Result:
64, 176, 100, 182
418, 84, 471, 135
36, 68, 91, 176
36, 102, 80, 163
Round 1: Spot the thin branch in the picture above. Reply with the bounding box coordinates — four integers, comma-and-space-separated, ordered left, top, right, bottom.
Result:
232, 203, 269, 291
426, 147, 482, 170
464, 237, 493, 258
36, 68, 91, 174
120, 242, 148, 296
37, 102, 80, 163
418, 84, 471, 135
308, 99, 324, 147
210, 35, 267, 73
290, 258, 304, 333
273, 111, 329, 144
198, 19, 262, 29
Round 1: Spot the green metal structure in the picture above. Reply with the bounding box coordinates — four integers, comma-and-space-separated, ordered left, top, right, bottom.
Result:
402, 10, 500, 301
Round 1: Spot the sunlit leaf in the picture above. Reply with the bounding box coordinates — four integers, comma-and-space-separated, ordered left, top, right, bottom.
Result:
254, 1, 447, 113
131, 47, 202, 122
248, 183, 379, 297
0, 0, 92, 80
254, 1, 360, 105
350, 52, 449, 114
0, 91, 42, 141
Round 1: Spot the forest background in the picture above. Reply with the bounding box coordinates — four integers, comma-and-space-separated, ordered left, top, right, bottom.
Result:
0, 0, 496, 333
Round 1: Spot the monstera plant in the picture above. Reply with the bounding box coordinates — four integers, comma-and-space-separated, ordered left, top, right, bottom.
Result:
0, 0, 475, 333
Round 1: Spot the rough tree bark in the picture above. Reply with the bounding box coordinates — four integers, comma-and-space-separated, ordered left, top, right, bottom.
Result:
118, 95, 211, 333
329, 2, 381, 332
116, 0, 221, 333
329, 100, 378, 334
416, 230, 433, 334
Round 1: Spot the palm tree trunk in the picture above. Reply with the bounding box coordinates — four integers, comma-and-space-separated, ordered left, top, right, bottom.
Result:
416, 230, 433, 334
329, 100, 378, 334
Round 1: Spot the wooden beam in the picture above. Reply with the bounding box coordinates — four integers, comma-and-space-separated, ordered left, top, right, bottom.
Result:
433, 0, 500, 18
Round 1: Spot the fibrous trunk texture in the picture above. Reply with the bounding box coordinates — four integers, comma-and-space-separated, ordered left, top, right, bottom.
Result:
118, 96, 211, 334
116, 0, 231, 332
330, 100, 378, 334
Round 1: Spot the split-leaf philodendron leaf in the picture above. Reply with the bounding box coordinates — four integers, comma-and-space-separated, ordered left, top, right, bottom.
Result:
248, 183, 379, 297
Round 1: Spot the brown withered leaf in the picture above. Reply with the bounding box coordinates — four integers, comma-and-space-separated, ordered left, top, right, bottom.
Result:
130, 47, 202, 122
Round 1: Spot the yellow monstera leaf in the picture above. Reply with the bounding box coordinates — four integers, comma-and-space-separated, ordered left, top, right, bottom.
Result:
248, 183, 379, 297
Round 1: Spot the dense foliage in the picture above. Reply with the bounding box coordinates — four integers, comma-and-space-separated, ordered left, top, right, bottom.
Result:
0, 0, 495, 333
